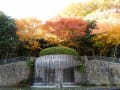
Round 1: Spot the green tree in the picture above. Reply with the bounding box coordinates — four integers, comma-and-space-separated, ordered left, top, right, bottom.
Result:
72, 20, 97, 56
0, 11, 18, 59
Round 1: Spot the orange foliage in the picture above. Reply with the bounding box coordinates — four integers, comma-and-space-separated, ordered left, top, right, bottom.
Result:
16, 17, 59, 50
93, 23, 120, 45
44, 17, 88, 41
92, 13, 120, 46
16, 17, 88, 49
16, 17, 45, 49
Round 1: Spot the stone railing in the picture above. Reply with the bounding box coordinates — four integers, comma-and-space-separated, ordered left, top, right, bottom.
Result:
0, 56, 119, 65
80, 56, 120, 63
0, 56, 36, 65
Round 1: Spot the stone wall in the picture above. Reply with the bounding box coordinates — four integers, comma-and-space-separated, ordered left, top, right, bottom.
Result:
0, 61, 30, 86
75, 60, 120, 85
1, 56, 120, 86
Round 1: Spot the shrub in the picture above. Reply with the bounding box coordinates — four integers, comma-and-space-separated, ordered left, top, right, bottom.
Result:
26, 59, 35, 69
39, 46, 79, 56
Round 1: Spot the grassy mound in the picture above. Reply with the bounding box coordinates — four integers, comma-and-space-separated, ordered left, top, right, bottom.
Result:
39, 46, 79, 56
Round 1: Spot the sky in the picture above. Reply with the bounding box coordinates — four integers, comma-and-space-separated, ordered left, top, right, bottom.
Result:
0, 0, 90, 21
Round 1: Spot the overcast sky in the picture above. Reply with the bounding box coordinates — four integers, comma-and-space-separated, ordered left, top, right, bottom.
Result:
0, 0, 89, 20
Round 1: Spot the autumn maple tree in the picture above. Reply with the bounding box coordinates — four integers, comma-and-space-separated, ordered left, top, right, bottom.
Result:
44, 17, 88, 41
16, 17, 59, 50
91, 12, 120, 56
16, 17, 44, 49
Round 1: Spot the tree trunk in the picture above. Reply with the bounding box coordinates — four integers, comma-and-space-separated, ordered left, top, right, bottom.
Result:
4, 51, 9, 64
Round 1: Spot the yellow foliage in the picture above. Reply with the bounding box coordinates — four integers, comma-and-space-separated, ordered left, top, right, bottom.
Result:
16, 17, 45, 50
92, 13, 120, 46
85, 9, 120, 55
58, 2, 98, 18
16, 17, 59, 50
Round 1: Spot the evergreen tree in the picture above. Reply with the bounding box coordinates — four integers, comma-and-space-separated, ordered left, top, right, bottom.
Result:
0, 11, 18, 59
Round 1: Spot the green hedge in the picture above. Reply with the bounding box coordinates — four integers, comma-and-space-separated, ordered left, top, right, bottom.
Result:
39, 46, 79, 56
